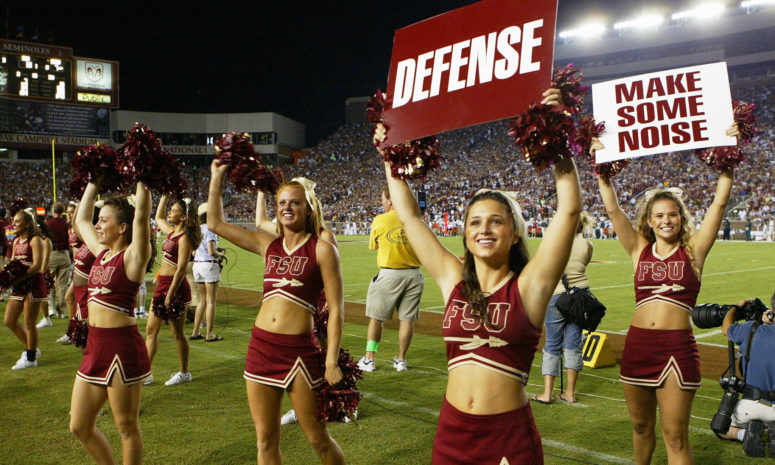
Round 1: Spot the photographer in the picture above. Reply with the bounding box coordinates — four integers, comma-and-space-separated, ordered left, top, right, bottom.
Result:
719, 291, 775, 456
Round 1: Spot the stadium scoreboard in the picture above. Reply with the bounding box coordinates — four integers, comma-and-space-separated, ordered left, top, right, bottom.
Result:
0, 39, 118, 108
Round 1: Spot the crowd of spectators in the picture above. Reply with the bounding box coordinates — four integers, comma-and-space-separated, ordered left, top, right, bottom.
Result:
1, 81, 773, 240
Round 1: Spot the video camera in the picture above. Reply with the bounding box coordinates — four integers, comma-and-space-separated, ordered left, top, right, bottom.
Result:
692, 298, 768, 329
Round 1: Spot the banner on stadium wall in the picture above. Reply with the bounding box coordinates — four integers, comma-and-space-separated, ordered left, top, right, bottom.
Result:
592, 62, 736, 163
380, 0, 557, 146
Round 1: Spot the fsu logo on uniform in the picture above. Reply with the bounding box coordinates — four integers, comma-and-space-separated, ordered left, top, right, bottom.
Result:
85, 62, 104, 82
265, 255, 308, 276
443, 300, 512, 333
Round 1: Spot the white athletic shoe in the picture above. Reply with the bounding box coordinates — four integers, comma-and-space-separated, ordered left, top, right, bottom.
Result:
143, 374, 154, 385
56, 334, 72, 345
165, 371, 192, 386
48, 309, 58, 318
11, 352, 37, 370
393, 357, 408, 372
135, 309, 147, 319
357, 356, 376, 372
281, 409, 298, 425
344, 410, 359, 423
36, 318, 53, 328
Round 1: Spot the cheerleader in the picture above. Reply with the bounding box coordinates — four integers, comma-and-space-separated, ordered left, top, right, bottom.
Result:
382, 89, 580, 464
208, 162, 346, 464
4, 209, 47, 370
69, 181, 152, 465
595, 125, 737, 465
144, 195, 200, 386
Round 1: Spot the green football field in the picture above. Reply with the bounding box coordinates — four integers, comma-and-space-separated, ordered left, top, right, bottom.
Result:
1, 235, 773, 464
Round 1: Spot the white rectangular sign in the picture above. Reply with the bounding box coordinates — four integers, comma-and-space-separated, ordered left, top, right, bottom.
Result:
75, 59, 113, 91
592, 62, 736, 163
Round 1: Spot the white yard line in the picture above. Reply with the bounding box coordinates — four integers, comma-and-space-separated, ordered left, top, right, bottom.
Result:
542, 439, 635, 465
694, 329, 722, 339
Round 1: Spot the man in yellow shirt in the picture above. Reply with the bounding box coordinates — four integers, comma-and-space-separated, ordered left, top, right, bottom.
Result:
358, 187, 424, 372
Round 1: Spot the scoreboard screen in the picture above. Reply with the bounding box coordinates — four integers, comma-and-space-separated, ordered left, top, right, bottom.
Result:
0, 53, 71, 101
0, 39, 117, 108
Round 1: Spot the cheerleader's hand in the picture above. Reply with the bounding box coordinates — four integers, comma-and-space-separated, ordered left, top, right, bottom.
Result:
210, 159, 229, 179
590, 138, 605, 155
325, 364, 344, 386
373, 123, 387, 155
726, 122, 740, 140
540, 87, 563, 107
164, 294, 171, 308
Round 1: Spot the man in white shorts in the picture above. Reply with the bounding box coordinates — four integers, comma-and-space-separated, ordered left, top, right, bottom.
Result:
357, 187, 424, 372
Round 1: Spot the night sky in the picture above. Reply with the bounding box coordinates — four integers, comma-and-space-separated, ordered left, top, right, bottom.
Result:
7, 0, 687, 144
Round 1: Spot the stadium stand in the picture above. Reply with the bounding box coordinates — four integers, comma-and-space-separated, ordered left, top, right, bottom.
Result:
1, 81, 773, 242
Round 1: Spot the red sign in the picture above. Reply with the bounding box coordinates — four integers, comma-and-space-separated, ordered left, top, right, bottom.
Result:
382, 0, 557, 146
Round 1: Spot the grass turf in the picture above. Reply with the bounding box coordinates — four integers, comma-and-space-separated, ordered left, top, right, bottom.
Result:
1, 235, 773, 464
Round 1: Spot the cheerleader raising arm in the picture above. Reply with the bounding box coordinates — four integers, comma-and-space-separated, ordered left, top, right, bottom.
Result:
255, 190, 278, 235
690, 169, 732, 272
74, 181, 103, 256
597, 174, 648, 263
207, 160, 274, 256
384, 162, 461, 300
519, 156, 582, 328
123, 181, 152, 283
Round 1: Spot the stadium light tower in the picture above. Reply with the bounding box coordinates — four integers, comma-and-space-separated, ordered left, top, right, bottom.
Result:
613, 14, 663, 36
671, 3, 725, 25
558, 23, 606, 44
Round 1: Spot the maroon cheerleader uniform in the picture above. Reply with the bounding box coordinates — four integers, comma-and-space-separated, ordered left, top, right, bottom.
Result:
620, 244, 701, 389
261, 233, 324, 312
433, 273, 543, 465
72, 245, 96, 319
152, 231, 192, 315
68, 228, 83, 251
244, 234, 325, 389
9, 236, 47, 302
78, 249, 149, 385
161, 231, 184, 267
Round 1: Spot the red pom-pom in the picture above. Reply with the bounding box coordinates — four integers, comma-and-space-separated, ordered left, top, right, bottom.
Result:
150, 294, 186, 321
366, 89, 442, 180
310, 297, 362, 423
7, 198, 29, 217
365, 89, 387, 125
116, 123, 187, 195
693, 100, 756, 172
694, 146, 746, 171
575, 115, 605, 157
508, 104, 579, 170
43, 271, 54, 293
0, 259, 30, 292
732, 99, 757, 144
69, 145, 122, 197
552, 64, 589, 115
594, 159, 631, 180
575, 115, 628, 179
214, 132, 282, 193
316, 347, 363, 423
381, 137, 441, 180
66, 317, 89, 349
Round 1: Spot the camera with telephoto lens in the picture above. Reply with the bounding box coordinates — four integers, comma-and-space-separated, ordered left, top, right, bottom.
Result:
711, 375, 746, 435
691, 298, 769, 329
